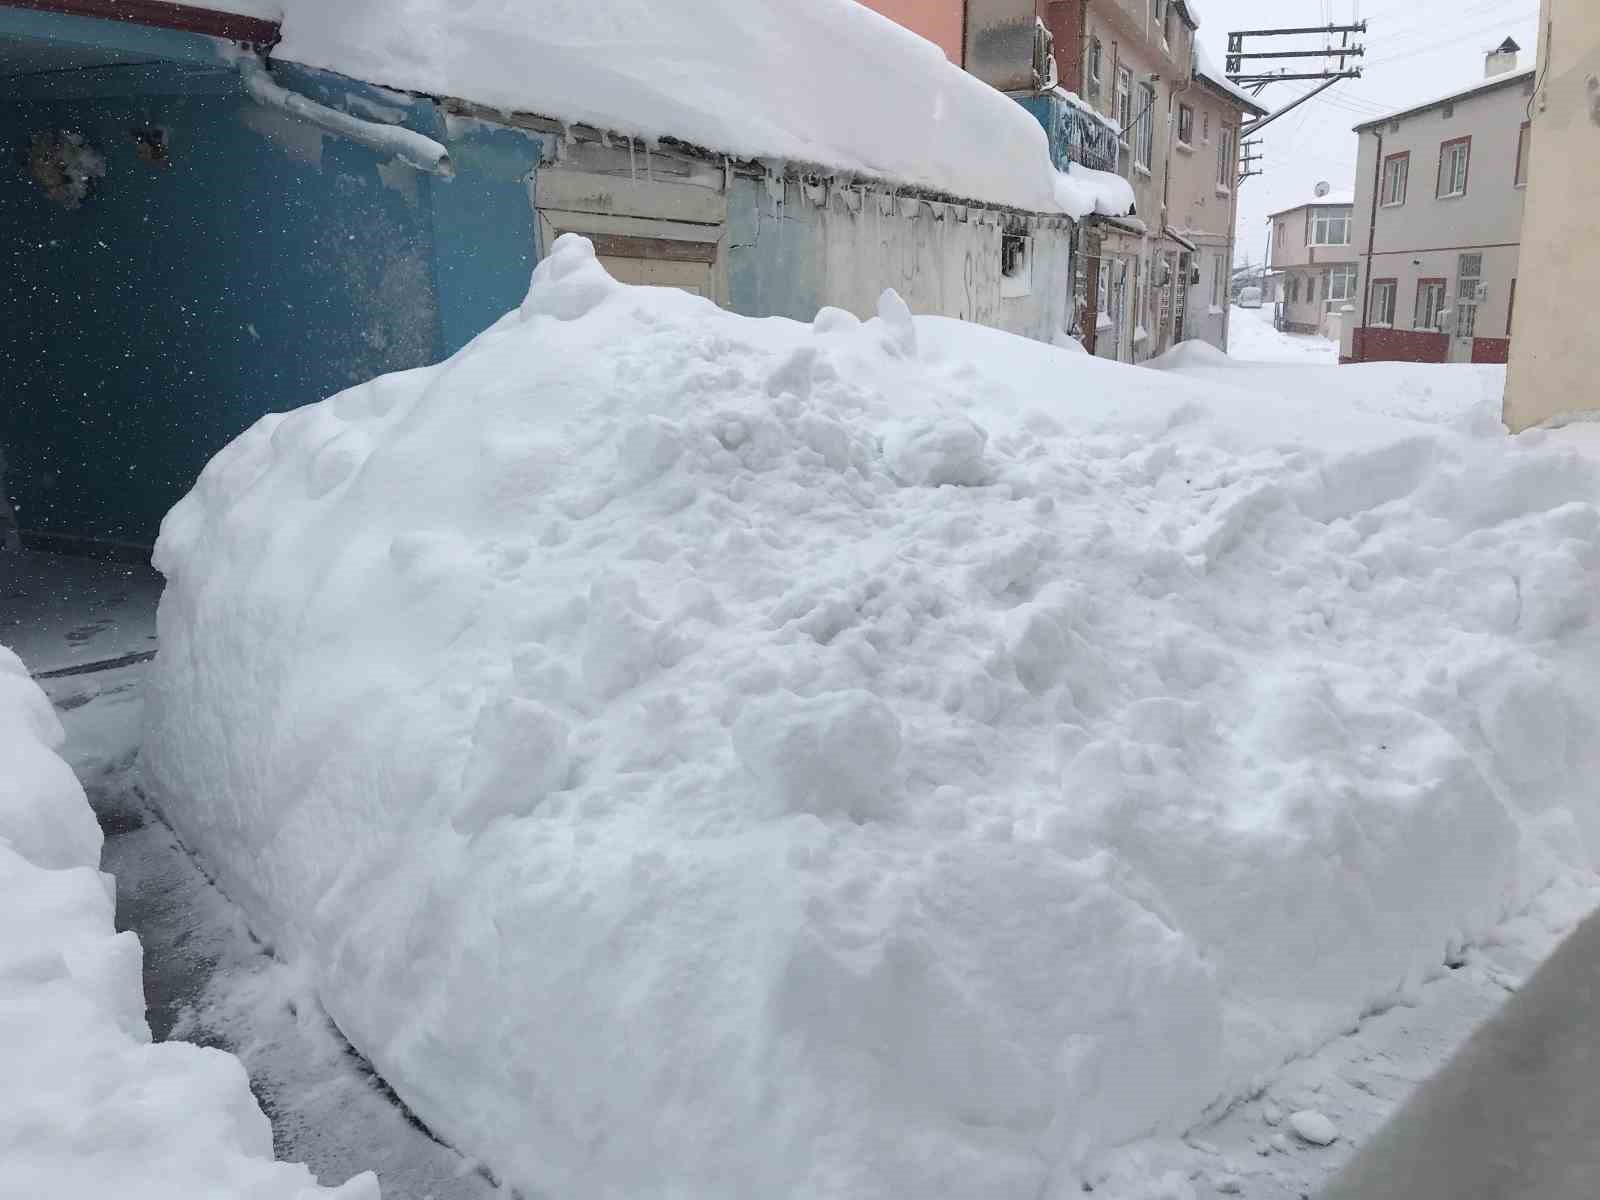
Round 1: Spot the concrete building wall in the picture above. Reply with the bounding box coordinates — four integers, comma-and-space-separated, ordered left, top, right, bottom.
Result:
856, 0, 966, 64
1342, 67, 1533, 364
1504, 0, 1600, 430
1168, 80, 1247, 351
727, 175, 1075, 342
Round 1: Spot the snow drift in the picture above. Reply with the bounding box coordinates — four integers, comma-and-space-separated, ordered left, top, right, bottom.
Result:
145, 235, 1600, 1197
0, 646, 376, 1199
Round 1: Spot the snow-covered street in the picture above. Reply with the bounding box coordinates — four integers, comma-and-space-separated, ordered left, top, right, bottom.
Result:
1225, 304, 1340, 365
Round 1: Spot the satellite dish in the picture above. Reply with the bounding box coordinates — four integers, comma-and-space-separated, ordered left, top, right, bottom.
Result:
1314, 180, 1331, 197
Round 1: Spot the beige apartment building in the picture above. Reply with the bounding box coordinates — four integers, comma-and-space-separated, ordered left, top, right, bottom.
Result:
860, 0, 1263, 361
1340, 41, 1533, 365
1167, 46, 1267, 352
1504, 0, 1600, 431
1265, 188, 1358, 337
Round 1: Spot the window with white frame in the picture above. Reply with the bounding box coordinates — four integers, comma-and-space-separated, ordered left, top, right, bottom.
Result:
1455, 253, 1482, 337
1177, 103, 1194, 146
1087, 37, 1103, 96
1116, 66, 1134, 144
1310, 207, 1350, 245
1416, 280, 1446, 330
1380, 153, 1408, 206
1327, 263, 1357, 304
1371, 279, 1396, 325
1135, 83, 1155, 169
1437, 137, 1470, 198
1217, 126, 1234, 190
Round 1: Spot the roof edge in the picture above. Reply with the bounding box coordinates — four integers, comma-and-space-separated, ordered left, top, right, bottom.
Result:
1193, 68, 1268, 116
0, 0, 279, 44
1352, 65, 1536, 132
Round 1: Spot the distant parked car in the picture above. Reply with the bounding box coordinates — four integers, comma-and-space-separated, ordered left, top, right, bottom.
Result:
1236, 286, 1263, 309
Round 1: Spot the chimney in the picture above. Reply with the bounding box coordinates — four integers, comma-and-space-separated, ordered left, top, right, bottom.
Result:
1485, 36, 1520, 79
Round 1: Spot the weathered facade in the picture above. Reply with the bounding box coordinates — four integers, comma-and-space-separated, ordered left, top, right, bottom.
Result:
2, 1, 1076, 550
1340, 49, 1534, 365
1265, 190, 1358, 338
1504, 0, 1600, 431
1041, 0, 1261, 360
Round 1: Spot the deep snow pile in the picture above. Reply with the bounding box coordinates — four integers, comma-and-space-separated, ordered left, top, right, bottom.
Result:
146, 235, 1600, 1198
264, 0, 1117, 218
0, 645, 377, 1200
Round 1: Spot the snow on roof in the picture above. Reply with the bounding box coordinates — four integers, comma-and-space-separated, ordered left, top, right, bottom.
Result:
262, 0, 1092, 217
1267, 188, 1355, 216
1352, 66, 1537, 131
1193, 40, 1267, 115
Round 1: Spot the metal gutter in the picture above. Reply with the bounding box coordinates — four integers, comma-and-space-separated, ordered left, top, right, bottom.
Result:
238, 56, 453, 177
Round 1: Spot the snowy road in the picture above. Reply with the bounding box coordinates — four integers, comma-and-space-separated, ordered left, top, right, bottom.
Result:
1226, 304, 1340, 364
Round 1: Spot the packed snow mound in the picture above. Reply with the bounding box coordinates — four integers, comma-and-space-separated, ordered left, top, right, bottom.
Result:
1145, 338, 1236, 371
268, 0, 1098, 216
0, 646, 377, 1200
146, 234, 1600, 1198
1056, 163, 1138, 220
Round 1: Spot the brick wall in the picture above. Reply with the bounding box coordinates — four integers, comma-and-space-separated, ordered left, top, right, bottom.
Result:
1350, 327, 1450, 363
1046, 1, 1084, 93
1471, 337, 1510, 364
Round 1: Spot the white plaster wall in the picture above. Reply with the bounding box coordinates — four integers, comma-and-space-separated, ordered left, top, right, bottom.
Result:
1505, 0, 1600, 429
806, 186, 1074, 341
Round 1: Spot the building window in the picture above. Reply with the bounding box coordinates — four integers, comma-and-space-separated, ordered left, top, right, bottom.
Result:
1371, 279, 1397, 325
1515, 121, 1531, 187
1416, 279, 1447, 330
1437, 136, 1471, 198
1327, 263, 1357, 304
1117, 66, 1134, 144
1087, 37, 1103, 96
1177, 103, 1194, 146
1289, 275, 1300, 303
1000, 232, 1033, 298
1135, 82, 1156, 169
1381, 152, 1409, 206
1202, 110, 1211, 143
1275, 220, 1284, 250
1217, 126, 1234, 190
1455, 252, 1482, 337
1310, 207, 1350, 245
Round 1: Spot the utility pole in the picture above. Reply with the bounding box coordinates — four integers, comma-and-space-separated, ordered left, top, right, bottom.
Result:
1227, 22, 1370, 138
1237, 138, 1262, 187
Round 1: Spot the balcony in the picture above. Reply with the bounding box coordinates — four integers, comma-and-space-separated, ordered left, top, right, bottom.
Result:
1017, 92, 1122, 177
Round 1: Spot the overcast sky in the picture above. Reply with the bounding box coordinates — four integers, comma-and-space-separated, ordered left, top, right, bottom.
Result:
1190, 0, 1541, 265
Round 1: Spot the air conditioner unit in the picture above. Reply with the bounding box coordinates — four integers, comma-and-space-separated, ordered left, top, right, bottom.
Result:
1033, 18, 1059, 91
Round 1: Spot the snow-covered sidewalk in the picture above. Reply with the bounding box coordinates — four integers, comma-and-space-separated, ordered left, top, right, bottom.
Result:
139, 236, 1600, 1199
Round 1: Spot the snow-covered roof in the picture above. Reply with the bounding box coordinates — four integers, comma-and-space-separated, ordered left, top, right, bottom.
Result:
1193, 40, 1267, 115
1267, 188, 1355, 217
249, 0, 1097, 217
1352, 66, 1537, 131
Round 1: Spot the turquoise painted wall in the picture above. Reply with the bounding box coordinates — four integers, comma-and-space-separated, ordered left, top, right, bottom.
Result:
0, 12, 549, 547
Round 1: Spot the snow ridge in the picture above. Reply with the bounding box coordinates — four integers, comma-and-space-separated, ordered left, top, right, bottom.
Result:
145, 234, 1600, 1198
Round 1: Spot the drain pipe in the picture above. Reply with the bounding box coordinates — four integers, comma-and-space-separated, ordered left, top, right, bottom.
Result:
237, 56, 453, 177
1357, 128, 1382, 360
